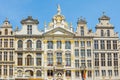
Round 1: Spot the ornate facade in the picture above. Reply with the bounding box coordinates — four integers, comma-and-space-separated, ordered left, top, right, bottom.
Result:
0, 5, 119, 80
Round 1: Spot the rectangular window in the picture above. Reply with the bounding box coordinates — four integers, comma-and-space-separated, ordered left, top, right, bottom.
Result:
107, 40, 111, 49
87, 60, 91, 68
108, 70, 112, 76
113, 53, 118, 66
81, 60, 85, 67
95, 53, 99, 66
75, 49, 79, 57
102, 70, 106, 76
65, 41, 71, 49
114, 70, 119, 76
94, 40, 98, 49
81, 49, 85, 57
87, 41, 91, 47
4, 39, 8, 48
107, 53, 112, 66
100, 40, 105, 49
65, 53, 71, 66
4, 52, 7, 61
10, 39, 14, 48
74, 41, 79, 47
18, 53, 22, 66
9, 65, 13, 76
27, 25, 32, 34
9, 51, 13, 61
47, 53, 53, 66
101, 53, 105, 66
0, 39, 2, 47
75, 71, 79, 77
87, 49, 91, 57
113, 40, 117, 49
81, 41, 85, 47
57, 52, 62, 65
4, 65, 7, 76
75, 60, 79, 68
95, 70, 99, 77
87, 70, 92, 77
36, 53, 42, 66
57, 41, 62, 49
47, 41, 53, 49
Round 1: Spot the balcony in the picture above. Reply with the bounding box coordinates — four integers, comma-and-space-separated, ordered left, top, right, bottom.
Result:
16, 48, 43, 52
55, 62, 64, 69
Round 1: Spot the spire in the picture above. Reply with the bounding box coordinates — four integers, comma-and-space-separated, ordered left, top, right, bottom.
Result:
99, 12, 110, 20
44, 21, 47, 28
77, 16, 87, 24
57, 4, 61, 15
15, 26, 19, 31
4, 17, 10, 23
102, 11, 105, 15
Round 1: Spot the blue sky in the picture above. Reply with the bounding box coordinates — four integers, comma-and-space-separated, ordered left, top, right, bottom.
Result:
0, 0, 120, 35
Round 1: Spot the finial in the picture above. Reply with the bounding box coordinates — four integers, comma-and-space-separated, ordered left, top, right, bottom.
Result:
44, 21, 47, 28
15, 26, 19, 31
57, 4, 61, 15
102, 11, 105, 15
4, 17, 8, 22
70, 23, 72, 28
5, 17, 8, 21
80, 16, 82, 19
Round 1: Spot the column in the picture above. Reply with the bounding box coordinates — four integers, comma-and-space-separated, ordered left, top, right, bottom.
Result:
70, 40, 74, 68
34, 53, 36, 66
23, 53, 25, 66
53, 40, 56, 50
1, 65, 3, 79
8, 51, 9, 62
44, 40, 47, 67
2, 38, 4, 48
7, 65, 9, 77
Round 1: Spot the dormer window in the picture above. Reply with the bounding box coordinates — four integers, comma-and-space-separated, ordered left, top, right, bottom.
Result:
107, 30, 110, 37
27, 25, 32, 35
5, 29, 8, 35
81, 26, 84, 36
101, 30, 104, 37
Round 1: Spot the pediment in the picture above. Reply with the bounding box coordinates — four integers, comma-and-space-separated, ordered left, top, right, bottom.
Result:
43, 27, 74, 36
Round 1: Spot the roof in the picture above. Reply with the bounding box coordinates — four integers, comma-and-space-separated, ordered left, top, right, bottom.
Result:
21, 16, 39, 24
99, 14, 110, 20
1, 18, 12, 28
77, 17, 87, 24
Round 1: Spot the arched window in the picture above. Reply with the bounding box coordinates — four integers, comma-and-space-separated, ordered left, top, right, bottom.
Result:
18, 40, 23, 48
36, 40, 42, 49
107, 30, 110, 37
26, 55, 33, 66
47, 41, 53, 49
5, 29, 8, 35
27, 40, 32, 48
36, 70, 42, 77
101, 30, 104, 36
